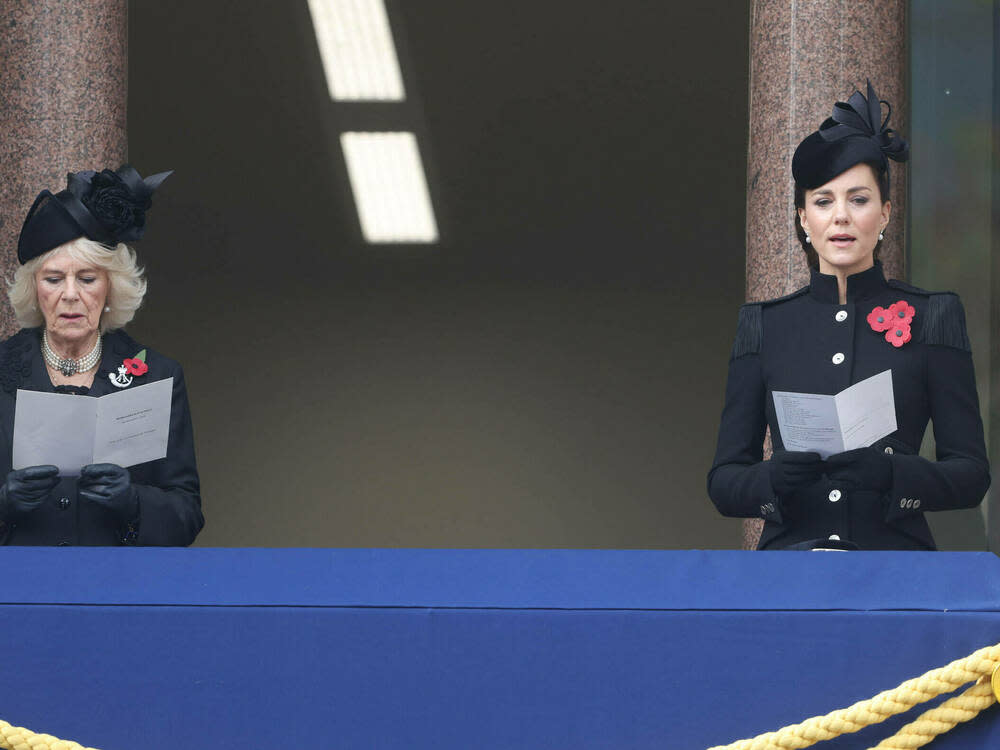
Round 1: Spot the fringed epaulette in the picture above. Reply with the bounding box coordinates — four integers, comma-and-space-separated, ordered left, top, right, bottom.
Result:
923, 293, 971, 351
886, 278, 931, 296
730, 304, 762, 360
730, 287, 808, 360
0, 329, 35, 394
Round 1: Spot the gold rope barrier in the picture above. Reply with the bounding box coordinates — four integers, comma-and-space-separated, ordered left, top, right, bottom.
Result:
708, 642, 1000, 750
0, 718, 99, 750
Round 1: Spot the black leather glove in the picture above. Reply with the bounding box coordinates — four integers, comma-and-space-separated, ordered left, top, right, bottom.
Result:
825, 447, 893, 493
79, 463, 139, 522
768, 451, 824, 496
0, 465, 60, 519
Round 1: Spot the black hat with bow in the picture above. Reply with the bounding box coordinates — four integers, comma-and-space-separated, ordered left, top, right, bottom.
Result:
17, 164, 172, 264
792, 80, 909, 190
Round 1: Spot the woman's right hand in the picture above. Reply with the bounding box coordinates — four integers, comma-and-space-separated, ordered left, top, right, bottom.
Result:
0, 465, 59, 518
768, 451, 824, 496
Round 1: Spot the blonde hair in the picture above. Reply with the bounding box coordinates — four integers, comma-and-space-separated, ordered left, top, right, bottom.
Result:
8, 237, 148, 333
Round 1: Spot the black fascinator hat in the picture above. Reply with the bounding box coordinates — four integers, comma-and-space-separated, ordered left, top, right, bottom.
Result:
17, 164, 172, 264
791, 80, 908, 190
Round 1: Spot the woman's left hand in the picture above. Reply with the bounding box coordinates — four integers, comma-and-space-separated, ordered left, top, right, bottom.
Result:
826, 447, 893, 493
79, 463, 139, 521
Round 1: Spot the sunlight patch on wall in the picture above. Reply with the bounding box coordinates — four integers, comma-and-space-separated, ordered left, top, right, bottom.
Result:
307, 0, 406, 101
341, 132, 439, 243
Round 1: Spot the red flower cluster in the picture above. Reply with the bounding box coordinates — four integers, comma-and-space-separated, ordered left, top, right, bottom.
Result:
867, 300, 915, 348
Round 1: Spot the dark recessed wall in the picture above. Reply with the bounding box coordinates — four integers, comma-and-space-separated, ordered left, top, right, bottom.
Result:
127, 1, 750, 547
909, 0, 994, 550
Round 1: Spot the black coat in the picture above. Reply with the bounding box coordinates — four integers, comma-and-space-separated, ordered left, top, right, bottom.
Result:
0, 328, 204, 546
708, 264, 990, 550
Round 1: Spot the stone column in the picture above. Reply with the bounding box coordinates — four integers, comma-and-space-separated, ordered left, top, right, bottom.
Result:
743, 0, 908, 549
0, 0, 127, 336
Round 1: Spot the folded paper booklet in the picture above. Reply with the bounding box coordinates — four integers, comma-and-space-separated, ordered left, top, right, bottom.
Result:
13, 378, 173, 475
771, 370, 896, 459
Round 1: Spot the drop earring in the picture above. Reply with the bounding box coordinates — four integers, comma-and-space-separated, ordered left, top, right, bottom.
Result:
805, 233, 811, 244
878, 229, 885, 241
104, 306, 111, 312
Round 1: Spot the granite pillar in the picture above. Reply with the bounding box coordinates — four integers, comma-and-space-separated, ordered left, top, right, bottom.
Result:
743, 0, 908, 549
0, 0, 127, 337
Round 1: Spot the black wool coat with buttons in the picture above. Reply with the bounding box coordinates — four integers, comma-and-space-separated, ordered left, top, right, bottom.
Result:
707, 264, 990, 550
0, 328, 204, 546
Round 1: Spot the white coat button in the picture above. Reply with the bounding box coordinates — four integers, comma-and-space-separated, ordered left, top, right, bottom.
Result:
829, 534, 841, 541
832, 353, 845, 365
913, 499, 921, 509
900, 498, 907, 508
828, 489, 841, 502
884, 446, 894, 454
835, 310, 848, 322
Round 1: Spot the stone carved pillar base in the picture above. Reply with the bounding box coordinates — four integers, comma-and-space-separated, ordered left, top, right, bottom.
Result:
743, 0, 907, 548
0, 1, 127, 337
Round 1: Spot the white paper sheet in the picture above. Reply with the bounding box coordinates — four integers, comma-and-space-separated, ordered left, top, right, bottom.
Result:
13, 378, 173, 475
771, 370, 896, 459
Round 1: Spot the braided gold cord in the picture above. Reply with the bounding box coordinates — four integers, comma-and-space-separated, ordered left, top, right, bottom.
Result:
870, 679, 996, 749
0, 719, 99, 750
707, 643, 1000, 750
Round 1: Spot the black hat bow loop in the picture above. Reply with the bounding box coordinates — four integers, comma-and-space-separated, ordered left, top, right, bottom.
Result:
818, 80, 908, 163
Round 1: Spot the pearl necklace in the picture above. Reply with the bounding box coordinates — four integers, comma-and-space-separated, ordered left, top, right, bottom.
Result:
42, 330, 103, 376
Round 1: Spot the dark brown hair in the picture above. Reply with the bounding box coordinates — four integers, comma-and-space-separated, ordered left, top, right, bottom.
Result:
793, 161, 890, 268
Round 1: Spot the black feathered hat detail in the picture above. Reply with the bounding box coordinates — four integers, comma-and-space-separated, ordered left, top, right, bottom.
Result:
17, 164, 172, 264
792, 80, 909, 190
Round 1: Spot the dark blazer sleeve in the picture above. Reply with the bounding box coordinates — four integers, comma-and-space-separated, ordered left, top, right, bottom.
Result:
131, 363, 204, 545
706, 305, 781, 521
884, 294, 990, 521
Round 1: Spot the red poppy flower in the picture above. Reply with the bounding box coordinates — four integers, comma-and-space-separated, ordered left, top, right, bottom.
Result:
867, 306, 893, 332
123, 358, 149, 376
888, 300, 915, 327
885, 325, 912, 348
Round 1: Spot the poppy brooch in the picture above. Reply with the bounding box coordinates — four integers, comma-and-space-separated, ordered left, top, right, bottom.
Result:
110, 349, 149, 388
867, 301, 915, 348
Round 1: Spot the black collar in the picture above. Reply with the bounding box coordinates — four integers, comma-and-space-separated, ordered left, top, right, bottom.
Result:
808, 262, 887, 304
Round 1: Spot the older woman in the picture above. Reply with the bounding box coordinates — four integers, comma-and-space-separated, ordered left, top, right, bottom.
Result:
0, 165, 203, 545
707, 82, 990, 550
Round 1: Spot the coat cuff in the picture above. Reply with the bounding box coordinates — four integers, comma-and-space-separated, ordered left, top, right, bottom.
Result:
708, 460, 784, 522
883, 453, 927, 522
